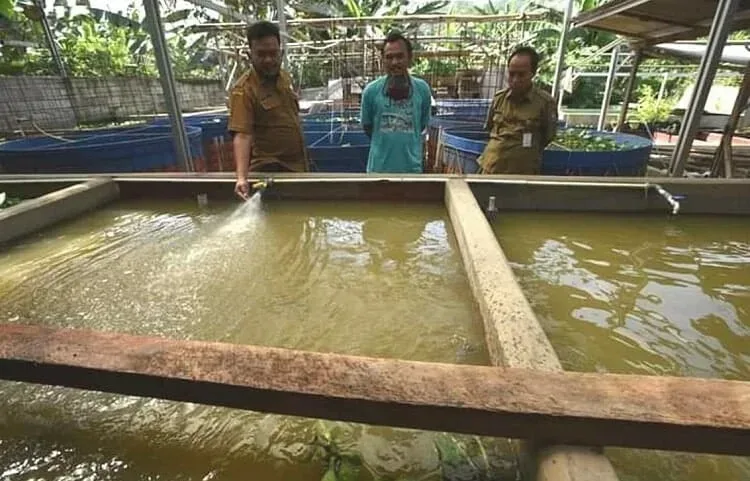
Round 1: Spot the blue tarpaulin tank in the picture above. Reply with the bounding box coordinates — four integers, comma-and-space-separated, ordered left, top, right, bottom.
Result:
307, 131, 370, 173
151, 113, 228, 142
440, 129, 653, 176
151, 114, 230, 172
434, 100, 492, 119
0, 125, 203, 173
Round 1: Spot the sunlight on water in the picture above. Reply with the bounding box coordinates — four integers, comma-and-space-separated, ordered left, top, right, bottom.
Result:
0, 199, 511, 481
495, 212, 750, 481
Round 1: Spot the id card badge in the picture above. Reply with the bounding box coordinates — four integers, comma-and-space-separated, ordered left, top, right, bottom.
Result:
522, 132, 533, 148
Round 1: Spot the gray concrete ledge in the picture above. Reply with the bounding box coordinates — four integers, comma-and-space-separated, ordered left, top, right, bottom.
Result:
0, 178, 120, 245
2, 174, 749, 214
444, 178, 620, 481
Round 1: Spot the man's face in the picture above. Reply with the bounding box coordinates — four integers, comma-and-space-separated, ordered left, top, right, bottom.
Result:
250, 36, 281, 79
383, 39, 411, 77
507, 53, 534, 96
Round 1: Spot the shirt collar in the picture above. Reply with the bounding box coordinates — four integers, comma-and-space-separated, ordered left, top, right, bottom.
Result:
505, 87, 532, 103
249, 68, 286, 90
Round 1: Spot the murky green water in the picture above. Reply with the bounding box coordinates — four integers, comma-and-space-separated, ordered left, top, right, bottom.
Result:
494, 212, 750, 481
0, 199, 511, 481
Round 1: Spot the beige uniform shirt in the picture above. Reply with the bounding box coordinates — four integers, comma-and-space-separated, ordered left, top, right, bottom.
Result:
228, 68, 308, 172
478, 86, 558, 175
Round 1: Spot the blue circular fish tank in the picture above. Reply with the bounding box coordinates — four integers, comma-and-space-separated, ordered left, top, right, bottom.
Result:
306, 130, 370, 173
439, 129, 653, 176
0, 125, 204, 173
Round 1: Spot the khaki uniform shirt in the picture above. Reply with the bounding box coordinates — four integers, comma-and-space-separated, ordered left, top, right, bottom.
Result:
478, 86, 558, 175
228, 68, 308, 172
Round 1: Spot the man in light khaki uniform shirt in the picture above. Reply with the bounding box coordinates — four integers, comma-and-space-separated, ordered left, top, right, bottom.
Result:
478, 46, 558, 175
229, 21, 308, 199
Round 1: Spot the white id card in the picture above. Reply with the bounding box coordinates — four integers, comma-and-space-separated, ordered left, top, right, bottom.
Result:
522, 132, 533, 148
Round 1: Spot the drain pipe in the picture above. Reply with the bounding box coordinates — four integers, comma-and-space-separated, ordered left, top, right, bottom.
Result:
485, 195, 498, 222
252, 178, 274, 192
652, 184, 682, 215
467, 179, 683, 217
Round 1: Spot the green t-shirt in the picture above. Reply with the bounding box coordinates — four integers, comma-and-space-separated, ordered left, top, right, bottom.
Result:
360, 76, 432, 173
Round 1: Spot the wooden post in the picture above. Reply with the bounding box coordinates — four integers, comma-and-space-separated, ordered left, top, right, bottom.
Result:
711, 63, 750, 177
615, 49, 643, 132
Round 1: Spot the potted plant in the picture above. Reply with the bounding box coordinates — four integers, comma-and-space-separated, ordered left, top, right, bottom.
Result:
633, 84, 678, 140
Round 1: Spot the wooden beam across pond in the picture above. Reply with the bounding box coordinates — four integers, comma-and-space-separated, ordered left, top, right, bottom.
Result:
0, 323, 748, 456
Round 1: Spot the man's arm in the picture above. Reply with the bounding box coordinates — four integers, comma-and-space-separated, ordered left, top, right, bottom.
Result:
228, 86, 254, 198
233, 133, 252, 180
420, 82, 432, 133
360, 84, 374, 138
542, 98, 559, 147
484, 94, 499, 132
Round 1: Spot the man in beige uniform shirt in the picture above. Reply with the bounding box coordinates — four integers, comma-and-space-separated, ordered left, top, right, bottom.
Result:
228, 21, 308, 199
478, 46, 558, 175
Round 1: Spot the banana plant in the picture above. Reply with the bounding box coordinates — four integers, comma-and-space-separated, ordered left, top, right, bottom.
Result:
0, 0, 13, 19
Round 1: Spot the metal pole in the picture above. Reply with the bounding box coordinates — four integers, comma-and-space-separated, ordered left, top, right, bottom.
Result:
598, 45, 620, 131
551, 0, 575, 102
669, 0, 740, 177
658, 72, 669, 101
35, 0, 67, 78
615, 49, 642, 132
276, 0, 288, 68
225, 59, 239, 92
143, 0, 193, 172
710, 63, 750, 177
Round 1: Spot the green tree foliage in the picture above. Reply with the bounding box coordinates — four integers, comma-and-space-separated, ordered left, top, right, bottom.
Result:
0, 0, 14, 19
0, 3, 219, 78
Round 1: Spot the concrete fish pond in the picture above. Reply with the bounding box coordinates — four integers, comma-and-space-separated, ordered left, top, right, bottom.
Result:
0, 174, 749, 481
493, 211, 750, 481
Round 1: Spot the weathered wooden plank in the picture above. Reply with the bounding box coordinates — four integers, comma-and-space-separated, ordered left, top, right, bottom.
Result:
0, 323, 748, 456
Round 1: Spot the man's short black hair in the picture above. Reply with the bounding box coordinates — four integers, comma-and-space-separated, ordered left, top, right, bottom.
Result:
247, 21, 280, 46
382, 31, 413, 56
508, 46, 540, 73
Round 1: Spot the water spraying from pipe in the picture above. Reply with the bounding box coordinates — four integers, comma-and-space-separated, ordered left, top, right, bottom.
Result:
652, 184, 682, 216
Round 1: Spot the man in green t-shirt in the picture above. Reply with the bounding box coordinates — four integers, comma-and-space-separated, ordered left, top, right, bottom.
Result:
360, 32, 432, 174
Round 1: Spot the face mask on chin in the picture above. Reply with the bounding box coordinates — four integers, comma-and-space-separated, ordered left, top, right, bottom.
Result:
386, 75, 411, 101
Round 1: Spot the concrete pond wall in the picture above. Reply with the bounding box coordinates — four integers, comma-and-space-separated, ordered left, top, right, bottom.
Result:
2, 174, 750, 481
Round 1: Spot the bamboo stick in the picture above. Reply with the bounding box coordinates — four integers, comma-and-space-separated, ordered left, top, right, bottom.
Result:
188, 12, 550, 33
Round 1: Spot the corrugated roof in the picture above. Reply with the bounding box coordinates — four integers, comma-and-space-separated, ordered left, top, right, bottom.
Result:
572, 0, 750, 45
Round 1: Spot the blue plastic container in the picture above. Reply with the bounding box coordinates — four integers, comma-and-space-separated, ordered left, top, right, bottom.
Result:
543, 131, 652, 176
302, 109, 360, 122
151, 113, 229, 143
0, 125, 204, 173
439, 129, 653, 176
434, 100, 492, 119
440, 131, 487, 174
308, 132, 370, 173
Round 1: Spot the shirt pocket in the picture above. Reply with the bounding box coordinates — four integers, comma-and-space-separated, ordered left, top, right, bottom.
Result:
516, 104, 544, 131
260, 95, 282, 111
